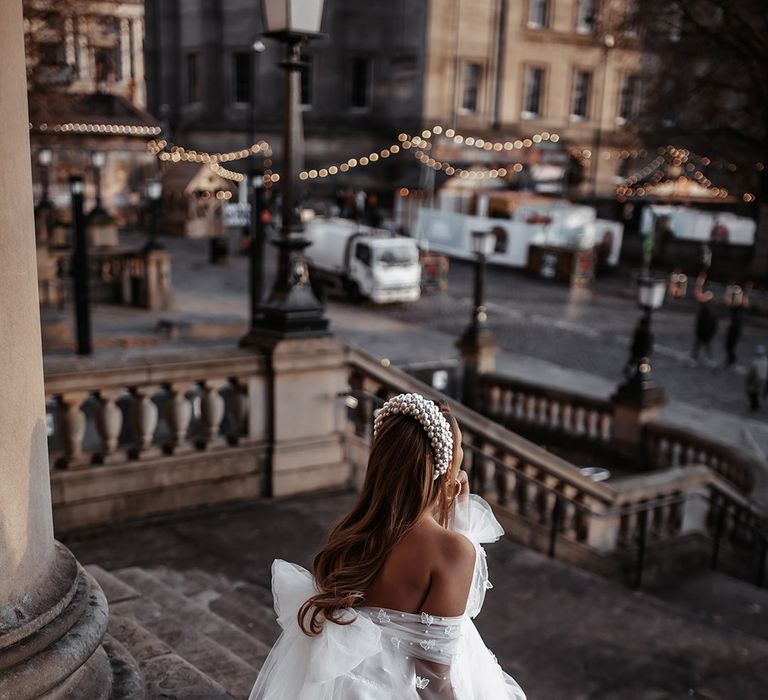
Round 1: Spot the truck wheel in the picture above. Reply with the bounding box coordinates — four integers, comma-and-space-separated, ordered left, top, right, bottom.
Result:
346, 280, 363, 303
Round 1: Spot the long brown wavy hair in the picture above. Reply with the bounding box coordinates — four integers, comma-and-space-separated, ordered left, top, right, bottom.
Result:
298, 401, 461, 636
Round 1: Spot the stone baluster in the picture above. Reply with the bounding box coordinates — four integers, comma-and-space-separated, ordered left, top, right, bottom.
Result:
487, 384, 501, 415
524, 394, 535, 422
198, 379, 226, 448
559, 484, 579, 540
561, 403, 573, 434
536, 397, 548, 425
587, 409, 599, 439
573, 407, 586, 435
548, 400, 560, 430
225, 378, 249, 444
94, 389, 124, 463
500, 387, 513, 416
54, 392, 88, 469
670, 441, 682, 467
494, 452, 516, 507
128, 386, 159, 458
515, 463, 532, 515
599, 412, 611, 442
163, 383, 193, 452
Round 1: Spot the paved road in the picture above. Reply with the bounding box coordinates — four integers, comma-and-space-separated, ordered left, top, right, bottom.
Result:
375, 259, 768, 417
55, 232, 768, 437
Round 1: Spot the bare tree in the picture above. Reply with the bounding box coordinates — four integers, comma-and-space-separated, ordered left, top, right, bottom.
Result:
632, 0, 768, 276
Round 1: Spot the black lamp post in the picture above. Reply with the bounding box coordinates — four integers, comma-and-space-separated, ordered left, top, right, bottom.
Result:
457, 230, 498, 407
143, 178, 164, 252
70, 176, 92, 355
38, 148, 52, 205
246, 0, 327, 340
616, 275, 667, 404
240, 170, 267, 345
459, 230, 497, 346
35, 148, 54, 244
90, 150, 107, 212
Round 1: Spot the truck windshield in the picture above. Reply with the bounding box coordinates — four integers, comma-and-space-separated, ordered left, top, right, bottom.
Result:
374, 246, 417, 267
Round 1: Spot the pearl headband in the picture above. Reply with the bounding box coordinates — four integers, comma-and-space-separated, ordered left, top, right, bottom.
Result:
373, 393, 454, 480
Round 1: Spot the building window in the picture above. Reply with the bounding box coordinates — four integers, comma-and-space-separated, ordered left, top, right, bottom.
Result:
461, 63, 482, 113
232, 52, 251, 104
624, 0, 640, 37
186, 52, 202, 103
300, 53, 312, 107
522, 66, 545, 118
576, 0, 595, 33
617, 74, 639, 123
351, 56, 372, 109
528, 0, 549, 28
570, 70, 592, 120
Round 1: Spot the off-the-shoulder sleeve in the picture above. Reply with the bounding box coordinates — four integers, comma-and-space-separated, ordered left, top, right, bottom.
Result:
451, 495, 504, 618
452, 494, 504, 545
249, 559, 382, 699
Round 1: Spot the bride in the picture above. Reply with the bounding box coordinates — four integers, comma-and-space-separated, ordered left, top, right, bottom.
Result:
250, 393, 526, 699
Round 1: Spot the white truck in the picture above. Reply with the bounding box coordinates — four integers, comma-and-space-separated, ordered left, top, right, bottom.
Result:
305, 217, 421, 303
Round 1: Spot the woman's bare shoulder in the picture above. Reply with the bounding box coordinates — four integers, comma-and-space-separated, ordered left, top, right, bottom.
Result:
404, 519, 475, 568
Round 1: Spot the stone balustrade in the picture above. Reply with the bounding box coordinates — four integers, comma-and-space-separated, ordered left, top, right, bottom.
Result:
345, 348, 767, 586
45, 351, 263, 469
645, 422, 755, 494
478, 374, 613, 445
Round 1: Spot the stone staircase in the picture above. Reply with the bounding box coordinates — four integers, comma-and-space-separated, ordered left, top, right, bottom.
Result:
88, 559, 768, 700
87, 565, 279, 699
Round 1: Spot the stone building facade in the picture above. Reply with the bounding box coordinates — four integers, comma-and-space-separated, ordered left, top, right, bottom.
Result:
144, 0, 642, 199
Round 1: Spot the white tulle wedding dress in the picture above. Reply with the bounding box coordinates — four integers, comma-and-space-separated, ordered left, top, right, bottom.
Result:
249, 494, 526, 699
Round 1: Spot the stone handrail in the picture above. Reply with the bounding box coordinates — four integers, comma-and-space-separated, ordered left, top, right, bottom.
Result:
645, 421, 756, 494
43, 349, 265, 469
344, 347, 766, 583
478, 372, 613, 445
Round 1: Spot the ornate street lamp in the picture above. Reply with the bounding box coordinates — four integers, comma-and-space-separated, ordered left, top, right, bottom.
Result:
616, 275, 667, 405
90, 150, 107, 211
456, 230, 499, 408
35, 148, 54, 243
247, 0, 328, 340
240, 170, 267, 346
70, 176, 92, 355
143, 178, 164, 252
38, 148, 53, 204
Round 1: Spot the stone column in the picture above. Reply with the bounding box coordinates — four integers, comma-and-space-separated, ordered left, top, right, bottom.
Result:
0, 3, 111, 697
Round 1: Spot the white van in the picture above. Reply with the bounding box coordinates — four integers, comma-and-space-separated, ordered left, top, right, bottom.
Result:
305, 218, 421, 303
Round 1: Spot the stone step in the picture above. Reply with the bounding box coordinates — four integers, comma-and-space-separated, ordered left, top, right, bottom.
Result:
87, 564, 142, 605
111, 567, 267, 697
103, 633, 145, 700
106, 613, 232, 699
141, 652, 235, 700
146, 566, 280, 648
650, 570, 768, 643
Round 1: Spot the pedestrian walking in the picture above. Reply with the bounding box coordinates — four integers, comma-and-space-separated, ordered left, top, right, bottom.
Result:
692, 285, 718, 362
746, 345, 768, 412
723, 281, 751, 366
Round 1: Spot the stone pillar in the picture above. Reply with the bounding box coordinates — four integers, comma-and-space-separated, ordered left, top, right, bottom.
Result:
456, 331, 500, 411
0, 3, 111, 697
132, 17, 147, 107
120, 18, 131, 90
267, 337, 351, 497
611, 362, 666, 460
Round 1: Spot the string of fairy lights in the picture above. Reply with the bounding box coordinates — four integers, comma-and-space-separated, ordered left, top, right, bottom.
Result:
142, 123, 763, 203
145, 124, 568, 187
615, 145, 758, 202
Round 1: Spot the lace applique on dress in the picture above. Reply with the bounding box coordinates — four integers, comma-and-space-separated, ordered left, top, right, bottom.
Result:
420, 612, 434, 626
419, 639, 436, 651
376, 608, 391, 624
415, 676, 430, 689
